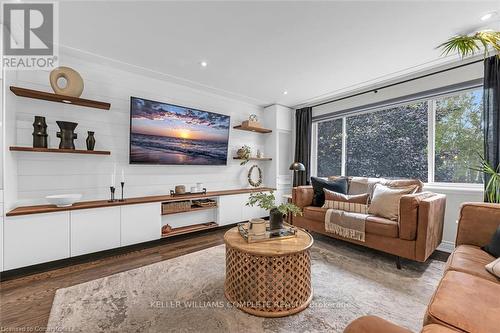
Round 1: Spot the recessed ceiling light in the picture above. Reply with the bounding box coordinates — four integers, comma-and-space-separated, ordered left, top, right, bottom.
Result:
200, 61, 208, 67
480, 11, 496, 21
283, 91, 288, 95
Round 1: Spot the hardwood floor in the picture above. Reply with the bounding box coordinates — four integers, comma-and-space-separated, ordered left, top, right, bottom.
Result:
0, 228, 228, 332
0, 228, 449, 332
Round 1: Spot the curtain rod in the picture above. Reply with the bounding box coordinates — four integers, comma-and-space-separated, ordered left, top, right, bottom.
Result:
307, 58, 484, 109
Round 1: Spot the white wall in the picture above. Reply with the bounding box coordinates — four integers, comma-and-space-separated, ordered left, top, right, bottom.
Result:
311, 59, 485, 250
3, 50, 269, 210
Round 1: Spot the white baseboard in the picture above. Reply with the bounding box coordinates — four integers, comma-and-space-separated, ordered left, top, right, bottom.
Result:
437, 241, 455, 253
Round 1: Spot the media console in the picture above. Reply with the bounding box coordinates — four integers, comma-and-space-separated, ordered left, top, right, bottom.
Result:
3, 187, 272, 271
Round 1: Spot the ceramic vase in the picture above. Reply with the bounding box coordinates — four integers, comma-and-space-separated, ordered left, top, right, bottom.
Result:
86, 131, 96, 150
56, 121, 78, 149
32, 116, 48, 148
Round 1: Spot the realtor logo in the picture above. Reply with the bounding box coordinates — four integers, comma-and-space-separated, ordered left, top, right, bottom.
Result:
2, 2, 58, 70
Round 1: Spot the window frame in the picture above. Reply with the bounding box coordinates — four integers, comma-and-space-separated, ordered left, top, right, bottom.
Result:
311, 85, 484, 189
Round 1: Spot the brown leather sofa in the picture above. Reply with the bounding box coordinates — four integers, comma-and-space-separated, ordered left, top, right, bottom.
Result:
292, 177, 446, 264
344, 202, 500, 333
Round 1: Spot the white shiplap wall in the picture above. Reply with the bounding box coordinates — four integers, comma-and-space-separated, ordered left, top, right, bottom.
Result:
4, 50, 267, 209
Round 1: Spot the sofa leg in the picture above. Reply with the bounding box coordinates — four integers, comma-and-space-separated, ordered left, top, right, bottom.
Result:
396, 256, 402, 270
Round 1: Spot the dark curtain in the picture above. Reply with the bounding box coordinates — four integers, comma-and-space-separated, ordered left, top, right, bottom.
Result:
294, 107, 312, 186
483, 56, 500, 201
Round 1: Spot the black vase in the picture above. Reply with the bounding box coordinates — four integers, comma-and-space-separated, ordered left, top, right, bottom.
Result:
269, 208, 284, 231
56, 121, 78, 149
32, 116, 48, 148
86, 131, 96, 151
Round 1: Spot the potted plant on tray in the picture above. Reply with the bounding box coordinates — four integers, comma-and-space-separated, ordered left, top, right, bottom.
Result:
471, 155, 500, 203
246, 192, 302, 230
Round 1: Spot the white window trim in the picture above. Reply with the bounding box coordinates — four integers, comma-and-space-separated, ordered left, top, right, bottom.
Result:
312, 86, 484, 186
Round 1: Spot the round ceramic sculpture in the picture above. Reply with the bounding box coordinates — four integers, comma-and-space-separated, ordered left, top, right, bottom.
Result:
49, 66, 84, 97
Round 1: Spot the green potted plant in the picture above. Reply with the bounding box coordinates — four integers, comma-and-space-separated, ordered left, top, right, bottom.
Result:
438, 30, 500, 58
246, 192, 302, 230
471, 155, 500, 203
236, 145, 251, 165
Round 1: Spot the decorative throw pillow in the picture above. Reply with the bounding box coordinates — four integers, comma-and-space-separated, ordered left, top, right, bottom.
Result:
482, 226, 500, 258
322, 189, 369, 213
485, 257, 500, 279
368, 184, 417, 220
311, 176, 348, 207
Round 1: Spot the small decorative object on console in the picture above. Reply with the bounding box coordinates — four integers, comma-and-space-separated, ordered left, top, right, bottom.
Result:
256, 149, 263, 158
170, 188, 207, 196
32, 116, 48, 148
49, 66, 84, 97
56, 121, 78, 149
174, 185, 186, 194
109, 186, 116, 202
247, 164, 263, 187
86, 131, 96, 150
46, 194, 82, 207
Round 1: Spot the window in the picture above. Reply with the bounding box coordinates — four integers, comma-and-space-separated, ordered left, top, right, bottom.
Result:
317, 119, 342, 177
313, 87, 484, 184
346, 102, 428, 179
434, 90, 483, 183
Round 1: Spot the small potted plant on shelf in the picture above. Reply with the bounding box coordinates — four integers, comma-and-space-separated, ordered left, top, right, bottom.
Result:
237, 145, 251, 165
246, 192, 302, 230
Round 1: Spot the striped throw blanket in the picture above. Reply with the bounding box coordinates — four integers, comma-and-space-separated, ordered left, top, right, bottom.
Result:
325, 209, 367, 242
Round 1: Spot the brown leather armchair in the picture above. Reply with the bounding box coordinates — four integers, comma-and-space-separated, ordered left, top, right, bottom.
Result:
344, 202, 500, 333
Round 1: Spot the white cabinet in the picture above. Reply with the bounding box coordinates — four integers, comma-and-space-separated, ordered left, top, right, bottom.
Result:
217, 194, 246, 226
121, 203, 161, 246
218, 193, 269, 226
4, 212, 70, 270
242, 198, 268, 220
70, 207, 120, 256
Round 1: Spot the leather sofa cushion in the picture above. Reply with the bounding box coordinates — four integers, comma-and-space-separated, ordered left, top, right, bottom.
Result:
302, 207, 398, 238
303, 206, 327, 222
421, 324, 460, 333
366, 216, 399, 238
445, 245, 499, 283
426, 271, 500, 333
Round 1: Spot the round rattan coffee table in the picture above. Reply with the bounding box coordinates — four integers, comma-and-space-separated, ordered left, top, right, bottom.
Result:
224, 227, 313, 317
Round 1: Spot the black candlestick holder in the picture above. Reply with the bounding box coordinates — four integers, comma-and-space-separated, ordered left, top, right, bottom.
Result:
119, 182, 125, 202
109, 186, 116, 202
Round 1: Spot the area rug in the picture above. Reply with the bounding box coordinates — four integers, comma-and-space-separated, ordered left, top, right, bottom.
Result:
47, 235, 445, 333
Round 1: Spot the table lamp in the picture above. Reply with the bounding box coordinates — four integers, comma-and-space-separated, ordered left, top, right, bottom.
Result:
289, 162, 306, 187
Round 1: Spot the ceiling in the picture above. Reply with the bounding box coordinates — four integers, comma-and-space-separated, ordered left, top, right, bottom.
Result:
59, 1, 500, 107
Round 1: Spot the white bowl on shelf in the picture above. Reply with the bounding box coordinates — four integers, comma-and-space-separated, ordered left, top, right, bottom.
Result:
46, 194, 82, 207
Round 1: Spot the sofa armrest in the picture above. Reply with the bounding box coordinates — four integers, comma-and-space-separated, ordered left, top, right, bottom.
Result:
415, 194, 446, 262
344, 316, 413, 333
399, 192, 435, 240
455, 202, 500, 247
292, 186, 314, 208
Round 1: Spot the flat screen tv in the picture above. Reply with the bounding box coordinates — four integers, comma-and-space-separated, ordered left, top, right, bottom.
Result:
129, 97, 230, 165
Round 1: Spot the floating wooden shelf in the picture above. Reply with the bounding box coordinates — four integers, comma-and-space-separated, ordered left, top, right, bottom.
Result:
162, 205, 218, 216
10, 86, 111, 110
233, 125, 272, 134
9, 146, 111, 155
162, 222, 219, 238
233, 157, 272, 161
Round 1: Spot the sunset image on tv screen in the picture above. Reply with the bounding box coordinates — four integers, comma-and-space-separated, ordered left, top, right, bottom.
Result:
130, 97, 230, 165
